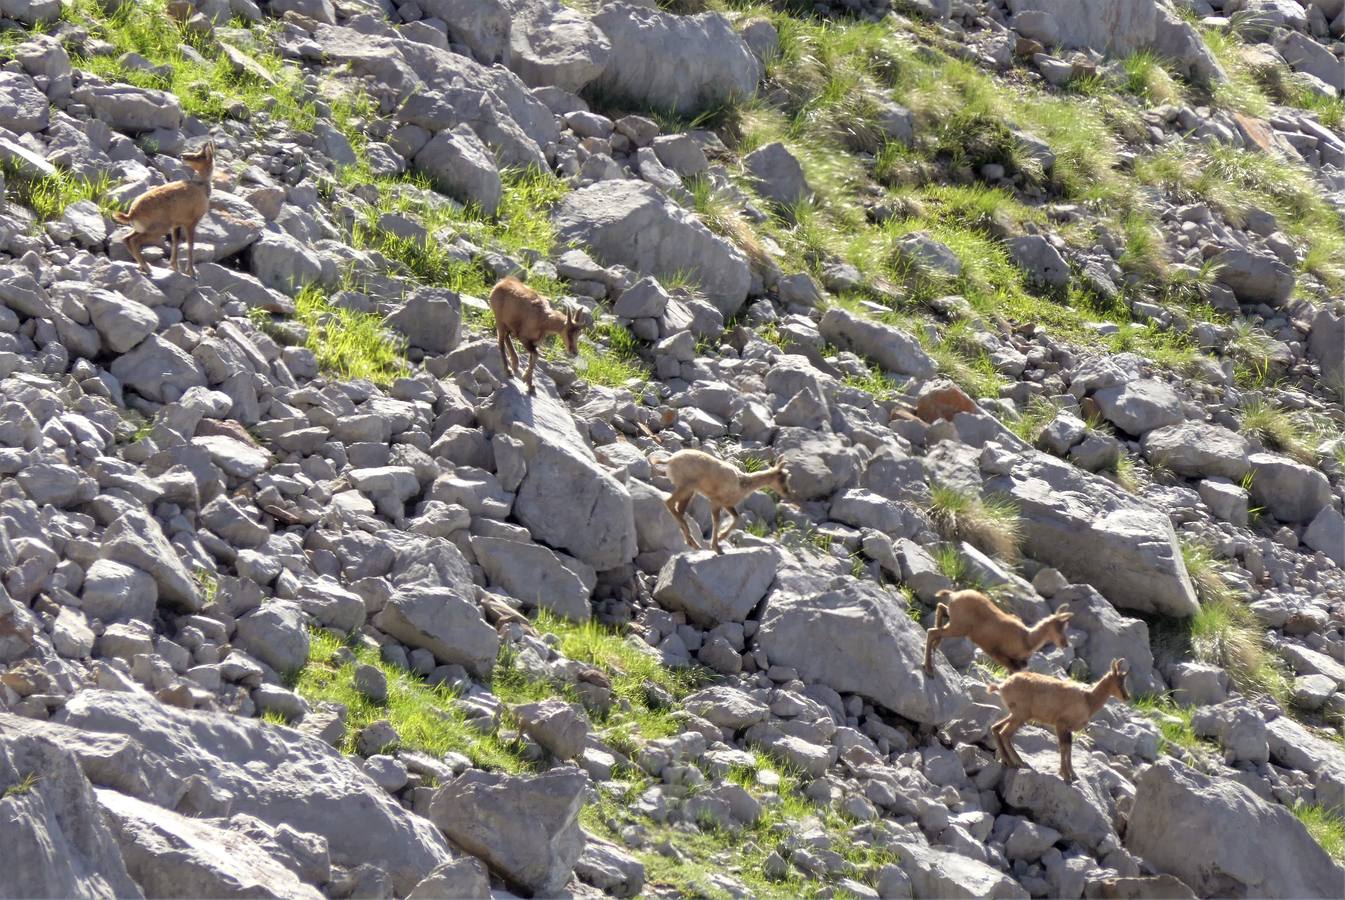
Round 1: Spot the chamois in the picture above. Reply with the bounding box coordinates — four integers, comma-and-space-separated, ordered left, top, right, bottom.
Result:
654, 450, 789, 554
923, 589, 1072, 677
989, 658, 1131, 782
489, 277, 587, 394
114, 140, 215, 277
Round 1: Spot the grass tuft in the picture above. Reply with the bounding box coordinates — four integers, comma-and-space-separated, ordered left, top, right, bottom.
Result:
289, 284, 409, 385
1294, 803, 1345, 862
927, 483, 1021, 561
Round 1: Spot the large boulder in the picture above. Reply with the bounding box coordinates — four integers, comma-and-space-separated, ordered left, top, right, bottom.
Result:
743, 142, 811, 208
1140, 422, 1251, 480
984, 452, 1198, 617
45, 691, 454, 894
413, 124, 502, 216
109, 335, 207, 403
1213, 247, 1295, 306
996, 728, 1121, 852
1125, 759, 1344, 898
1248, 452, 1332, 524
477, 382, 637, 571
818, 307, 937, 378
383, 287, 462, 356
429, 769, 587, 896
505, 0, 611, 92
1005, 235, 1069, 289
95, 789, 323, 899
1092, 379, 1183, 436
896, 841, 1029, 899
590, 5, 760, 115
1055, 584, 1159, 694
98, 508, 201, 612
755, 562, 970, 725
373, 585, 500, 678
553, 180, 750, 317
1308, 305, 1343, 387
71, 82, 182, 133
0, 728, 142, 900
470, 536, 597, 622
652, 548, 779, 626
419, 0, 510, 64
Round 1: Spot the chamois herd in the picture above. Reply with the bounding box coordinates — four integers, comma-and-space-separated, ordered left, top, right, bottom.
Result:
118, 141, 1131, 786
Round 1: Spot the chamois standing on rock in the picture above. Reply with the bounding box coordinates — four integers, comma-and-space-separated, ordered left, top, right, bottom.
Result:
489, 277, 588, 394
923, 589, 1073, 677
655, 450, 789, 554
114, 140, 214, 277
989, 658, 1131, 782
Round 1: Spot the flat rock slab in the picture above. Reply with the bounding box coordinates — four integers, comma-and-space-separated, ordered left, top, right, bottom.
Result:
49, 691, 453, 894
652, 547, 779, 626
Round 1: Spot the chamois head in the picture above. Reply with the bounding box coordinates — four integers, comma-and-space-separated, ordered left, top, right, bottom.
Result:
559, 306, 586, 356
1038, 603, 1074, 649
1102, 657, 1130, 702
182, 140, 215, 179
757, 461, 789, 497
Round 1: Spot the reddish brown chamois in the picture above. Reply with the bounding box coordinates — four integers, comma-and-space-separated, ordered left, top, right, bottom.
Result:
923, 589, 1073, 677
114, 140, 214, 276
989, 658, 1131, 782
488, 277, 587, 394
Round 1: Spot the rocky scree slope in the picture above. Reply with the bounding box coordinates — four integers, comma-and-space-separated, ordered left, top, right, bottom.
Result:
0, 0, 1344, 897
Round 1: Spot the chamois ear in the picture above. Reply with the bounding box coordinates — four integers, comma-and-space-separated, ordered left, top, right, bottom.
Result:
565, 307, 574, 325
1056, 612, 1072, 624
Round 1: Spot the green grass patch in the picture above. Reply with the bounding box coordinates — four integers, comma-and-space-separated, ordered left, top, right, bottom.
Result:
1121, 51, 1184, 106
927, 483, 1021, 561
289, 284, 409, 385
290, 629, 528, 771
63, 0, 315, 131
1293, 803, 1345, 862
1239, 398, 1318, 465
1130, 694, 1207, 757
3, 169, 119, 223
2, 772, 39, 799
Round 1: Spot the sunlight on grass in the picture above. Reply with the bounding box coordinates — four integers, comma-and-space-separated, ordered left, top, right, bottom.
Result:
291, 284, 409, 385
1294, 803, 1345, 862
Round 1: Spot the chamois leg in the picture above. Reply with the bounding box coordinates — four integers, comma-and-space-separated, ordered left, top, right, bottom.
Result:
125, 232, 150, 274
185, 222, 198, 277
496, 327, 515, 377
993, 651, 1025, 673
666, 488, 700, 549
167, 226, 180, 274
991, 716, 1016, 766
923, 602, 952, 676
709, 506, 723, 554
1057, 728, 1075, 782
1001, 717, 1028, 768
993, 715, 1027, 768
715, 506, 741, 547
524, 343, 539, 395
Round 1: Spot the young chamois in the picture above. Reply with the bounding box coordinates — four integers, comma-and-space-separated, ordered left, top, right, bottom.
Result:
654, 450, 788, 554
989, 658, 1131, 782
489, 277, 587, 394
923, 589, 1072, 677
114, 140, 215, 277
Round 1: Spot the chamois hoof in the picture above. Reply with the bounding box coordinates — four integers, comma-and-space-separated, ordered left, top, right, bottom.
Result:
922, 665, 935, 678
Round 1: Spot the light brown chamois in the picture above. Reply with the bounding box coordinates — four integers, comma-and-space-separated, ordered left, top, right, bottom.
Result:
489, 277, 587, 394
923, 589, 1072, 677
113, 141, 215, 277
655, 450, 788, 554
989, 658, 1131, 782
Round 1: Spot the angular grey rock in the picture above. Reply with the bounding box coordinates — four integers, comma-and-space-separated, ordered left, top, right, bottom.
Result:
984, 452, 1198, 617
653, 548, 778, 626
1213, 247, 1295, 306
744, 141, 811, 207
420, 0, 509, 63
998, 735, 1118, 851
233, 601, 309, 675
895, 231, 961, 280
85, 289, 158, 354
1194, 699, 1271, 765
554, 180, 750, 317
1140, 422, 1251, 480
477, 382, 637, 570
1248, 452, 1332, 524
1056, 584, 1159, 694
373, 585, 499, 678
1278, 31, 1344, 92
81, 559, 158, 624
1092, 379, 1183, 436
51, 691, 453, 894
512, 698, 589, 760
72, 82, 182, 133
1125, 758, 1343, 898
1005, 235, 1069, 289
684, 685, 770, 731
471, 535, 597, 622
756, 563, 969, 724
1304, 505, 1345, 567
0, 728, 142, 900
818, 307, 937, 378
109, 335, 207, 403
897, 840, 1029, 899
575, 835, 645, 899
1308, 305, 1343, 387
407, 858, 491, 900
0, 70, 49, 133
591, 5, 760, 115
99, 508, 201, 612
96, 788, 323, 899
384, 287, 462, 355
429, 769, 587, 896
414, 124, 502, 216
249, 231, 323, 294
506, 0, 611, 93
